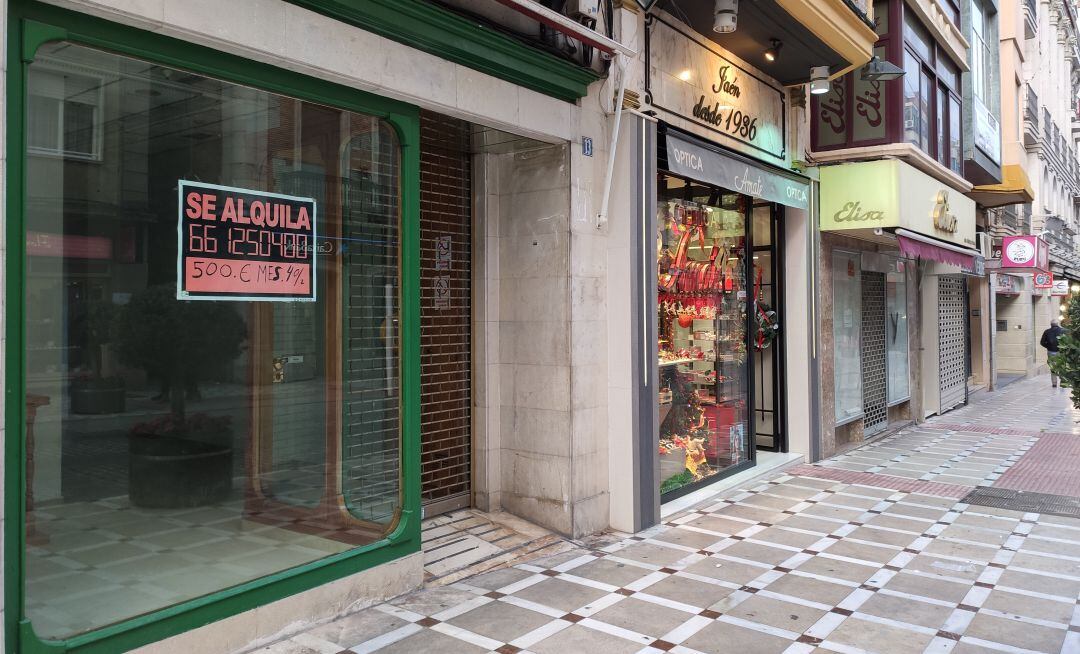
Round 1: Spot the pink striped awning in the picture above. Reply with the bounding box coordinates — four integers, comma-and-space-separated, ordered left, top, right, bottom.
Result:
895, 229, 978, 272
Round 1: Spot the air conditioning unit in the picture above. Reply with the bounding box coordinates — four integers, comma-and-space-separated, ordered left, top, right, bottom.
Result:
976, 232, 992, 259
565, 0, 600, 19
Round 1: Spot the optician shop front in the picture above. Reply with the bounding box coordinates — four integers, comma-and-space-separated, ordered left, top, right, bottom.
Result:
639, 13, 815, 512
2, 1, 600, 652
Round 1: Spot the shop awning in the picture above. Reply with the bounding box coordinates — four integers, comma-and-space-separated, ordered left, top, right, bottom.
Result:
895, 228, 981, 272
967, 164, 1035, 208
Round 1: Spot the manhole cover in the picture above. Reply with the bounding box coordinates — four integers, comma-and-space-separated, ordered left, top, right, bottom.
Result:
962, 487, 1080, 518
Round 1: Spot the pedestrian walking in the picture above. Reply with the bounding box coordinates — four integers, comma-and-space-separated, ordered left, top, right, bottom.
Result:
1041, 320, 1066, 387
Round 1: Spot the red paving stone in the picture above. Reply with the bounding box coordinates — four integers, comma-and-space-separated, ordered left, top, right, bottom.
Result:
994, 433, 1080, 497
929, 423, 1074, 439
788, 465, 971, 499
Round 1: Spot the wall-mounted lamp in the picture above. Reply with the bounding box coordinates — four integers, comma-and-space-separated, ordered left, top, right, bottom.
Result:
860, 55, 905, 81
764, 39, 782, 63
714, 0, 738, 33
1072, 283, 1080, 292
810, 66, 830, 95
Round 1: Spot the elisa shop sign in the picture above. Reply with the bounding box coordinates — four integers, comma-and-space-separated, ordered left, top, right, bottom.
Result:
177, 181, 317, 302
819, 160, 976, 249
646, 14, 786, 163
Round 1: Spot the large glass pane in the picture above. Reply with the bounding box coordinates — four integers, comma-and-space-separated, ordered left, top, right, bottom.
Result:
950, 96, 963, 174
886, 260, 910, 403
903, 51, 922, 148
24, 42, 402, 639
833, 251, 863, 422
657, 175, 749, 496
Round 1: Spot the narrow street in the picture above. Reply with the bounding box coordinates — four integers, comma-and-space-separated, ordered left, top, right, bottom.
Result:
263, 377, 1080, 654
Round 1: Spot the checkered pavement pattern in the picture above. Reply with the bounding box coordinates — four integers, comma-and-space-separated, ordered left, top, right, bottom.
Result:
261, 471, 1080, 654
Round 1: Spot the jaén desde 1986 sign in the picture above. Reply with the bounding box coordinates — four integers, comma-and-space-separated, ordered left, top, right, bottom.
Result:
177, 181, 316, 302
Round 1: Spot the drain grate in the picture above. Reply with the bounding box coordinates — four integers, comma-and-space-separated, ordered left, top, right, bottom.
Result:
962, 487, 1080, 518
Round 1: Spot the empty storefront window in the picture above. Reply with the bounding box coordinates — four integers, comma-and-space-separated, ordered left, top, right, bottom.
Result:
832, 252, 863, 423
23, 42, 403, 638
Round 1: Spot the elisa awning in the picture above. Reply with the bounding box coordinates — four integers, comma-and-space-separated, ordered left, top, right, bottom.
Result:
967, 164, 1035, 208
896, 228, 982, 273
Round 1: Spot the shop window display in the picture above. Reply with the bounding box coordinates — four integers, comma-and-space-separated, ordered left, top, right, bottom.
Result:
657, 175, 749, 495
23, 42, 402, 639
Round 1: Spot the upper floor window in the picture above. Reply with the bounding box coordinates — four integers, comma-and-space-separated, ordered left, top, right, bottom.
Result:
27, 67, 103, 160
903, 11, 963, 174
970, 0, 992, 104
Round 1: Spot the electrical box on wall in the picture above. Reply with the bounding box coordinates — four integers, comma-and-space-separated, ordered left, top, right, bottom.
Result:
565, 0, 600, 18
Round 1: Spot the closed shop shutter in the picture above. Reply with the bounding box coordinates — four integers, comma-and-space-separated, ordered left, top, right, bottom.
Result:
939, 276, 967, 412
419, 111, 472, 513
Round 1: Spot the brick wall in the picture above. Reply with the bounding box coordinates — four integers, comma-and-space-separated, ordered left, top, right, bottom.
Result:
419, 111, 472, 507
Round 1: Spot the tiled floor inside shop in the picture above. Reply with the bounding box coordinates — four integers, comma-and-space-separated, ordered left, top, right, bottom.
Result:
26, 497, 355, 638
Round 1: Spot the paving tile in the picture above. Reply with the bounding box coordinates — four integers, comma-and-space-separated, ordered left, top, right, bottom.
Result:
724, 594, 828, 633
376, 627, 487, 654
903, 554, 985, 582
824, 616, 934, 653
722, 540, 799, 567
995, 568, 1080, 598
639, 574, 736, 609
306, 609, 409, 647
569, 558, 656, 588
614, 542, 689, 567
512, 578, 609, 613
750, 527, 826, 550
681, 618, 793, 654
686, 514, 758, 536
857, 592, 952, 630
846, 526, 920, 549
794, 555, 880, 584
681, 556, 768, 585
763, 573, 857, 606
590, 597, 692, 638
390, 586, 483, 617
447, 598, 553, 643
529, 624, 645, 654
881, 571, 970, 604
963, 612, 1067, 652
462, 566, 536, 591
979, 588, 1074, 625
651, 526, 726, 551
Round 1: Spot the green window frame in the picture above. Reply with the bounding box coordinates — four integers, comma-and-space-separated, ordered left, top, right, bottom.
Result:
4, 2, 422, 653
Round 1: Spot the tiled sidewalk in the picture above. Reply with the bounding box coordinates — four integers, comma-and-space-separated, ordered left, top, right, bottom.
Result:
258, 377, 1080, 654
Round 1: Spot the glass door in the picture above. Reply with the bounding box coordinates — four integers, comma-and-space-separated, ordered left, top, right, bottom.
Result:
752, 202, 784, 451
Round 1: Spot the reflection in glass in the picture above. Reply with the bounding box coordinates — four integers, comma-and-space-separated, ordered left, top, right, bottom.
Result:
886, 262, 910, 403
657, 175, 749, 496
833, 252, 863, 422
24, 42, 402, 639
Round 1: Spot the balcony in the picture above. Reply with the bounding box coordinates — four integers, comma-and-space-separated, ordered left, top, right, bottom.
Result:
1024, 85, 1040, 149
1024, 0, 1038, 39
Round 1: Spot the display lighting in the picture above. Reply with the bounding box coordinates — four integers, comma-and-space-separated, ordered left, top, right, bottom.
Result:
810, 66, 830, 94
713, 0, 738, 33
764, 39, 782, 62
860, 55, 906, 81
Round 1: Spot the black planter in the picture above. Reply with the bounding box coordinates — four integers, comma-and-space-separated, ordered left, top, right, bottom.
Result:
129, 435, 232, 508
71, 382, 126, 414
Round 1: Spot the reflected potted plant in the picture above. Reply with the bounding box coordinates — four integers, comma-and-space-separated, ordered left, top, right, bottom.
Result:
70, 300, 126, 414
113, 284, 246, 508
128, 413, 234, 507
